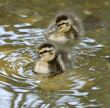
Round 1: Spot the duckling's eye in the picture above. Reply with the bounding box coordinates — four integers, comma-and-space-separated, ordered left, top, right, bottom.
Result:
48, 50, 53, 52
39, 50, 47, 54
39, 50, 53, 54
43, 50, 48, 53
58, 22, 65, 27
57, 22, 69, 27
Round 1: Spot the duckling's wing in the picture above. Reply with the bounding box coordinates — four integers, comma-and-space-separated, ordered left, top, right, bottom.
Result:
57, 48, 73, 71
70, 14, 84, 36
49, 59, 64, 74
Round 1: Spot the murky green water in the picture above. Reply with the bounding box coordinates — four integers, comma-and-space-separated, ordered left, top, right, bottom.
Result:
0, 0, 110, 108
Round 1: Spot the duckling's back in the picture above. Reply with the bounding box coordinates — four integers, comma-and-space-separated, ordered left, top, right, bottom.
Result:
48, 48, 72, 74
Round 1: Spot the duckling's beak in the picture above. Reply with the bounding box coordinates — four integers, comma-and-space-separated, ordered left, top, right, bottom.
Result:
31, 53, 40, 60
49, 25, 57, 33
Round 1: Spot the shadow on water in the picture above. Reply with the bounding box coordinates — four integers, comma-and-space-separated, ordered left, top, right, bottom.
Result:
0, 0, 110, 107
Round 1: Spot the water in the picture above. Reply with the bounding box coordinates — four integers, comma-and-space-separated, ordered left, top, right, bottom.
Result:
0, 0, 110, 108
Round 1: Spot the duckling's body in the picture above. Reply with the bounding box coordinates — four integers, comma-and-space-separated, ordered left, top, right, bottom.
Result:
31, 43, 72, 74
46, 13, 84, 43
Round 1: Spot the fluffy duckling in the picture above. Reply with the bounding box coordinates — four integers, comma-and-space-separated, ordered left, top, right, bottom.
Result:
31, 43, 73, 74
46, 13, 84, 43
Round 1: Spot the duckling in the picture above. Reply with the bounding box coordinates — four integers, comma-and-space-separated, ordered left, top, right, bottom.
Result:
46, 13, 84, 43
31, 43, 73, 74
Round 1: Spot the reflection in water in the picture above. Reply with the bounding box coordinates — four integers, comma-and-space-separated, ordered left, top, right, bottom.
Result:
0, 88, 13, 108
0, 0, 110, 107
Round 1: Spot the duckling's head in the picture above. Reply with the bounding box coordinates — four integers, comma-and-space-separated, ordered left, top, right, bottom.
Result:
32, 43, 56, 62
50, 15, 72, 33
55, 15, 72, 33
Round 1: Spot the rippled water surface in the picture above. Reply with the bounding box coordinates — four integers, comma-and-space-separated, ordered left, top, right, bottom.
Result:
0, 0, 110, 108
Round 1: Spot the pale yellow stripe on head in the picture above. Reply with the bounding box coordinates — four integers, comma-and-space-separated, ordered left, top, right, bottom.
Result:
57, 19, 71, 25
57, 20, 68, 25
39, 47, 54, 53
